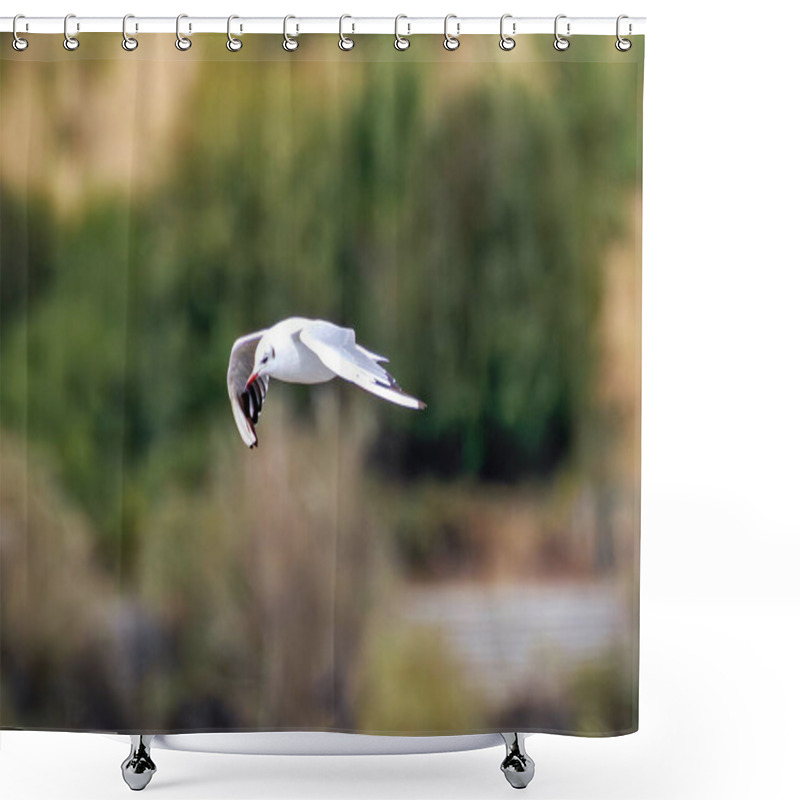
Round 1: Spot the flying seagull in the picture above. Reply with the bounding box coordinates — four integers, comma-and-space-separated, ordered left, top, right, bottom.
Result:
227, 317, 426, 448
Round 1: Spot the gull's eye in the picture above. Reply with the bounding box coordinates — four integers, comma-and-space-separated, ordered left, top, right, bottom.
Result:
260, 346, 274, 365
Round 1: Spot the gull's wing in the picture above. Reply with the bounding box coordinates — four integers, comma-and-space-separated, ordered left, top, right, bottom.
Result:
227, 332, 269, 448
299, 321, 425, 410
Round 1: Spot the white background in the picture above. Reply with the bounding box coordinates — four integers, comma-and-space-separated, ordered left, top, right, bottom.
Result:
2, 1, 799, 798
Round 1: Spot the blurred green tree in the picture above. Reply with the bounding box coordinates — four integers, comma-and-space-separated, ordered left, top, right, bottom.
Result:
1, 47, 640, 560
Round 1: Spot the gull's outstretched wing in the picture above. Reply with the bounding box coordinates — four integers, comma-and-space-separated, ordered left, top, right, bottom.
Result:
227, 332, 269, 448
299, 321, 425, 410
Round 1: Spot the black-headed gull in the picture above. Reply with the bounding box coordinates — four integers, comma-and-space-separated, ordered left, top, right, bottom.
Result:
227, 317, 426, 448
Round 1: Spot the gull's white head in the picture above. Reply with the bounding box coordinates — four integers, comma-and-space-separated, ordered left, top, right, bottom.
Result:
247, 337, 276, 387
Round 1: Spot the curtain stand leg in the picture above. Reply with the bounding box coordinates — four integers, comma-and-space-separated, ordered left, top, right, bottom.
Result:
500, 732, 535, 789
121, 734, 157, 791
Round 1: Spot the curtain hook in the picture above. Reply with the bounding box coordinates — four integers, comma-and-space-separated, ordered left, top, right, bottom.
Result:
339, 14, 355, 50
615, 14, 632, 51
227, 15, 243, 51
554, 14, 570, 51
12, 14, 29, 51
499, 14, 515, 51
176, 14, 192, 51
394, 15, 410, 51
283, 15, 299, 51
443, 14, 460, 51
63, 13, 80, 51
122, 14, 139, 51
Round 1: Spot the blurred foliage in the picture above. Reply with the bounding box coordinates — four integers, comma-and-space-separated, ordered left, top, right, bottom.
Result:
569, 653, 637, 734
0, 399, 378, 730
354, 622, 487, 732
1, 51, 639, 562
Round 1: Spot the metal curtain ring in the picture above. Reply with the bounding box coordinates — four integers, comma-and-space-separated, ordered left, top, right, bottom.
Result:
283, 15, 299, 51
499, 14, 515, 51
339, 14, 355, 50
122, 14, 138, 51
443, 14, 460, 51
616, 14, 632, 51
12, 14, 29, 51
554, 14, 570, 51
176, 14, 192, 51
394, 15, 410, 51
63, 13, 79, 51
227, 15, 243, 51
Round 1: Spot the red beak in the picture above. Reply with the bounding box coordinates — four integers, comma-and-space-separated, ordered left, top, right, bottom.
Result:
246, 372, 258, 388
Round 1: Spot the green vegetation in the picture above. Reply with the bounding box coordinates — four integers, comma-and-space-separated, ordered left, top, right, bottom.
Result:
1, 47, 639, 561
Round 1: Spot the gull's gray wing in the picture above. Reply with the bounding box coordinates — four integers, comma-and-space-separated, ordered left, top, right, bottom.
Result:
299, 321, 425, 410
227, 332, 269, 448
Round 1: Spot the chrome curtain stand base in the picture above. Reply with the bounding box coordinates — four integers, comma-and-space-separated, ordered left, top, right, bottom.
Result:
500, 732, 535, 789
117, 732, 533, 790
121, 735, 157, 791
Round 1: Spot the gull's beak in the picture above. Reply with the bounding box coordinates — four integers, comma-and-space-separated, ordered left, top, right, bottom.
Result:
246, 371, 259, 388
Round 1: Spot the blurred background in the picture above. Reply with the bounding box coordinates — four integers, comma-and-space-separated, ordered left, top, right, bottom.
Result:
0, 35, 642, 735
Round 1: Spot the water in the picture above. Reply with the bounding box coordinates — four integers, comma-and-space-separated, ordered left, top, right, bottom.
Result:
401, 581, 631, 703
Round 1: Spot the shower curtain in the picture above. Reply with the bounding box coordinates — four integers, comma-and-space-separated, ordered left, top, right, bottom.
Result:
0, 31, 643, 737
